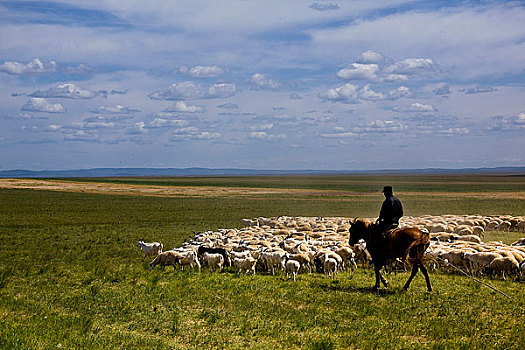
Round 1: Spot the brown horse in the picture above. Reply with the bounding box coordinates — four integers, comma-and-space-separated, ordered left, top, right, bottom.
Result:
348, 218, 432, 292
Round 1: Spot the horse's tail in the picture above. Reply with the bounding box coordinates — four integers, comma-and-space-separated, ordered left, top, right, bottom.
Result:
403, 229, 430, 263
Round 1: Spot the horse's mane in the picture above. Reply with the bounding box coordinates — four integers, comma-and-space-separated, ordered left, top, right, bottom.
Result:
353, 217, 372, 227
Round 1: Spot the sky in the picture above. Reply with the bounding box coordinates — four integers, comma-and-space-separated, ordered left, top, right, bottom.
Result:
0, 0, 524, 171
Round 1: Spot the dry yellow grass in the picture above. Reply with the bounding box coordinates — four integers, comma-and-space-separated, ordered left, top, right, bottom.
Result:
1, 178, 524, 199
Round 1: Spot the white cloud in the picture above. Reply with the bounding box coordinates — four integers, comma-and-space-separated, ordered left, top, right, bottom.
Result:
164, 101, 206, 113
171, 127, 221, 141
149, 81, 236, 100
0, 58, 57, 75
64, 130, 100, 142
383, 74, 408, 82
320, 131, 358, 138
352, 119, 407, 134
309, 2, 340, 12
21, 98, 65, 113
46, 124, 62, 132
248, 131, 286, 140
127, 122, 147, 135
111, 89, 129, 95
490, 113, 525, 131
148, 118, 190, 128
178, 65, 226, 78
465, 86, 497, 94
384, 58, 436, 75
358, 84, 385, 101
29, 83, 102, 99
336, 63, 380, 82
356, 50, 387, 64
250, 73, 281, 90
393, 102, 437, 113
320, 83, 411, 103
92, 105, 140, 114
83, 120, 116, 129
290, 92, 303, 100
249, 123, 274, 131
388, 86, 412, 99
318, 83, 359, 102
65, 63, 97, 74
438, 128, 470, 135
434, 85, 451, 96
217, 102, 239, 109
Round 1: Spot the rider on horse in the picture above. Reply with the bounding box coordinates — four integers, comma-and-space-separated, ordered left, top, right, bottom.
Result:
376, 186, 403, 238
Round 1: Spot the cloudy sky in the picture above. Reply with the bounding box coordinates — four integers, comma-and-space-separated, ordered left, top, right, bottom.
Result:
1, 0, 524, 171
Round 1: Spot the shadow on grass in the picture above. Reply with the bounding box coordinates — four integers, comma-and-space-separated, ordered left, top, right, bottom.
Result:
317, 281, 404, 296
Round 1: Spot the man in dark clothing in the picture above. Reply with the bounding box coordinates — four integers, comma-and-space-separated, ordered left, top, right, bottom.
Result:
377, 186, 403, 233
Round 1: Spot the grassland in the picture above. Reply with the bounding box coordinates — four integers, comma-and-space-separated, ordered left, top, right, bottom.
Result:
0, 175, 524, 349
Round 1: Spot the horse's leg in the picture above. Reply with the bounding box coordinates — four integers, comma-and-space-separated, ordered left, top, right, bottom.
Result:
372, 264, 382, 291
419, 264, 433, 292
403, 264, 419, 290
379, 268, 389, 287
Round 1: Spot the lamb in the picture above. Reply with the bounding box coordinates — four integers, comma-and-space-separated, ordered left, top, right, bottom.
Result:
149, 251, 180, 270
285, 259, 301, 282
203, 253, 224, 272
324, 256, 338, 279
178, 250, 201, 270
233, 256, 257, 275
197, 246, 231, 267
352, 242, 372, 267
137, 239, 163, 260
285, 253, 311, 273
483, 257, 519, 280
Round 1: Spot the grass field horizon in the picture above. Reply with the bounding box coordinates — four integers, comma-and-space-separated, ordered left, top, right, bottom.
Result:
1, 175, 524, 349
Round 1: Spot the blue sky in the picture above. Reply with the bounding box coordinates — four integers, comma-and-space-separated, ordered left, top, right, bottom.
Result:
0, 0, 524, 170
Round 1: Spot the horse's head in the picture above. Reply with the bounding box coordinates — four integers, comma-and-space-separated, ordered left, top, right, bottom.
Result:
348, 218, 369, 246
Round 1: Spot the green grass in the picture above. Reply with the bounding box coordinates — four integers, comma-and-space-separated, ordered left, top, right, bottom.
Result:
0, 175, 524, 349
60, 174, 525, 193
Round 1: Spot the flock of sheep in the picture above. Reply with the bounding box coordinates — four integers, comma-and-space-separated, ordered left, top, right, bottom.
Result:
138, 214, 525, 282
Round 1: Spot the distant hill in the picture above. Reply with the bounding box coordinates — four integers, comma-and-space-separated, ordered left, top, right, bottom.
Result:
0, 167, 524, 178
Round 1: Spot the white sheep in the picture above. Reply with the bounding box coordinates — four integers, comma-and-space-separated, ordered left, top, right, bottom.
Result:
483, 257, 519, 280
233, 256, 257, 275
462, 252, 500, 275
259, 250, 286, 275
334, 246, 357, 271
285, 259, 301, 282
137, 240, 163, 260
203, 253, 224, 272
456, 235, 482, 244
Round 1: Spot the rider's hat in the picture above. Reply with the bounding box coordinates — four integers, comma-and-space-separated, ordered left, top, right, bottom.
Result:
382, 186, 393, 194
